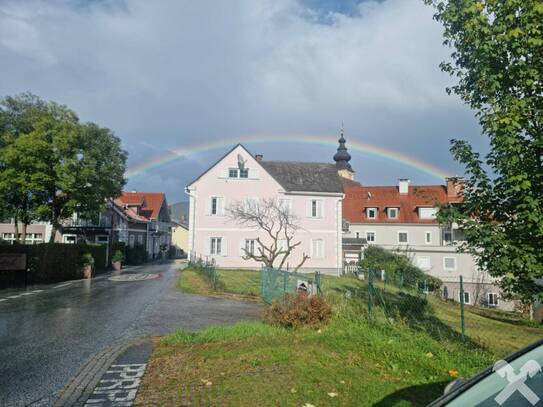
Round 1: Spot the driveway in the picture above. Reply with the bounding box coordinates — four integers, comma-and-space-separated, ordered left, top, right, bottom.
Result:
0, 261, 261, 406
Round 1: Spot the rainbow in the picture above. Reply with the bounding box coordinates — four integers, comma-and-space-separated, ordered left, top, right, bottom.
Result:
125, 134, 451, 180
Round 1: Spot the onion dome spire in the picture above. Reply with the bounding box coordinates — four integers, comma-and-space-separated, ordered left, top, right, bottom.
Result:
333, 123, 353, 172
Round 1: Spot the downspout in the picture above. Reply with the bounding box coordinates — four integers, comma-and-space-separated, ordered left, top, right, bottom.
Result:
185, 186, 197, 260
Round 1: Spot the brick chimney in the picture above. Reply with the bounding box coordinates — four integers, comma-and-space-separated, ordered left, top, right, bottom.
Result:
446, 177, 464, 199
255, 154, 263, 162
398, 179, 410, 195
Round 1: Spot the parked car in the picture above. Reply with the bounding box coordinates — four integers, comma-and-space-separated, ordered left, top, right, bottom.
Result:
429, 339, 543, 406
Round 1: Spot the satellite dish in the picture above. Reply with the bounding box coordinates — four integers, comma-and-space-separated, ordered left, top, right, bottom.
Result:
237, 154, 247, 170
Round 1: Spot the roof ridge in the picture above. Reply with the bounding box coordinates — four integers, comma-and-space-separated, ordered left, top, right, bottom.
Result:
262, 160, 335, 165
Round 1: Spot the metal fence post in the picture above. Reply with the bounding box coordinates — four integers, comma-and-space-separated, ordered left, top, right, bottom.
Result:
283, 270, 288, 294
368, 269, 373, 315
460, 275, 465, 342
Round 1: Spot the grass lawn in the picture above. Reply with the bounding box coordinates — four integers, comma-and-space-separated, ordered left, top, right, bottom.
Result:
177, 267, 261, 301
136, 268, 543, 406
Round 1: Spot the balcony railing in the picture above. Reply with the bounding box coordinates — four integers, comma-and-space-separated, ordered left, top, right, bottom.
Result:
63, 216, 112, 228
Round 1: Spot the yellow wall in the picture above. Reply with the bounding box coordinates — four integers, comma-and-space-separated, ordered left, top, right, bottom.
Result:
171, 224, 189, 253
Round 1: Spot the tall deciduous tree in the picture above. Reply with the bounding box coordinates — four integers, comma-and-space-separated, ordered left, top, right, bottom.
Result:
425, 0, 543, 303
0, 93, 51, 242
0, 93, 127, 242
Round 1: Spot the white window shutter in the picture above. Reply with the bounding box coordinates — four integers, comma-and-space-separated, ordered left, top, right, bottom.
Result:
318, 201, 323, 218
218, 198, 225, 216
204, 238, 210, 256
206, 197, 212, 215
249, 168, 259, 179
321, 240, 325, 257
306, 200, 312, 217
239, 239, 245, 256
222, 238, 228, 256
220, 169, 229, 178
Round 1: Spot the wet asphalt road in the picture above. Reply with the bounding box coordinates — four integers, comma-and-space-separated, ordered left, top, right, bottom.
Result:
0, 261, 261, 406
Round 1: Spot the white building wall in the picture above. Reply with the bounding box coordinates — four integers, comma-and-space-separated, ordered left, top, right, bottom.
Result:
346, 223, 515, 310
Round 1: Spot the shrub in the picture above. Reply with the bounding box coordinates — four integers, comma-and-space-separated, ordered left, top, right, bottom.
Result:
112, 250, 125, 263
360, 246, 442, 290
81, 252, 94, 266
264, 293, 332, 328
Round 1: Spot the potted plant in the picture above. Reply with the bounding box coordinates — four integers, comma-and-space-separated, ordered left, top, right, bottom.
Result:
81, 252, 95, 279
112, 250, 125, 271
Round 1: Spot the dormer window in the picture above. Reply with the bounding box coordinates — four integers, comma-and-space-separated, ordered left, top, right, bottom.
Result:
418, 207, 437, 219
366, 208, 378, 219
387, 208, 399, 219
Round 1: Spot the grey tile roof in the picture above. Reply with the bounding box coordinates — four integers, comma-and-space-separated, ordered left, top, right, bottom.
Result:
259, 161, 343, 193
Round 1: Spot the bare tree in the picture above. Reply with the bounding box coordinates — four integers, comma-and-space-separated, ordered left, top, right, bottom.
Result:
226, 198, 309, 271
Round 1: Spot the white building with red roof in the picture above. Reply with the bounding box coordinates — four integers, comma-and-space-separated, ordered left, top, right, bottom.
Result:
339, 139, 514, 311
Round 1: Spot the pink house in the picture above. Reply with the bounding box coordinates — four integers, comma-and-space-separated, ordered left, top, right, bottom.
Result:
185, 144, 345, 275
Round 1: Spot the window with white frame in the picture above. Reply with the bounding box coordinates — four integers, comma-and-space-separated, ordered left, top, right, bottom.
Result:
228, 168, 239, 178
239, 168, 249, 178
138, 234, 143, 244
63, 234, 77, 244
366, 231, 376, 243
355, 232, 360, 239
442, 228, 453, 244
96, 235, 109, 245
444, 257, 457, 271
311, 239, 325, 259
416, 256, 431, 270
387, 207, 399, 219
366, 208, 378, 219
210, 237, 222, 255
418, 207, 437, 219
209, 196, 224, 216
278, 239, 288, 252
488, 293, 499, 306
129, 235, 135, 248
279, 198, 292, 213
24, 233, 43, 244
308, 200, 323, 218
2, 233, 14, 243
425, 231, 432, 245
244, 239, 256, 256
398, 231, 408, 243
460, 291, 470, 304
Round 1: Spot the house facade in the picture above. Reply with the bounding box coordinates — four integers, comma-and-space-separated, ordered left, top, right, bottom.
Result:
171, 221, 189, 257
115, 192, 172, 259
0, 191, 172, 261
186, 144, 344, 275
341, 169, 515, 311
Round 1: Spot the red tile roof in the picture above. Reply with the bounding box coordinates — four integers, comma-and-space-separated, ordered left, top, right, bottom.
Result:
342, 181, 460, 224
117, 192, 167, 221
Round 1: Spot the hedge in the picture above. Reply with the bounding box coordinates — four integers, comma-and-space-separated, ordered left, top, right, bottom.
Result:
0, 243, 108, 285
111, 241, 148, 265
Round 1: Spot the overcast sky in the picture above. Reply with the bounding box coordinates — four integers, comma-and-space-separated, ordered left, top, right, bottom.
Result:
0, 0, 486, 203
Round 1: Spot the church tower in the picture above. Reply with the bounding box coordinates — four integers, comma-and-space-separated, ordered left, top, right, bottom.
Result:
333, 125, 354, 180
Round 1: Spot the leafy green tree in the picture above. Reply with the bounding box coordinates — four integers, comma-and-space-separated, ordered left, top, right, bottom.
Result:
0, 93, 51, 242
425, 0, 543, 303
0, 93, 127, 242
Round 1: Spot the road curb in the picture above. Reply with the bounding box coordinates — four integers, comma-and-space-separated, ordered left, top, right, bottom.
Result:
53, 338, 149, 407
